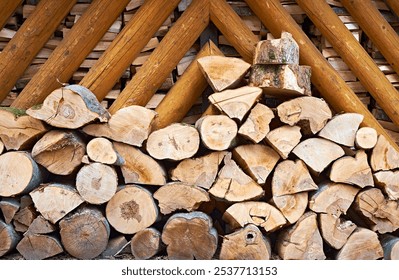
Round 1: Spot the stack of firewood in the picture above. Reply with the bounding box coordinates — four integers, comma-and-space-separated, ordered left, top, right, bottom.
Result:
1, 30, 399, 260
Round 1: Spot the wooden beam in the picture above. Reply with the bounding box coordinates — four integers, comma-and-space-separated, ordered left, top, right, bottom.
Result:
11, 0, 131, 109
385, 0, 399, 17
109, 0, 210, 114
0, 0, 77, 103
341, 0, 399, 76
297, 0, 399, 130
80, 0, 180, 102
154, 41, 224, 129
0, 0, 22, 30
244, 0, 399, 151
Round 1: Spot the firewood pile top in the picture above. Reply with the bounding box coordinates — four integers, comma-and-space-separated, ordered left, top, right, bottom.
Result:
1, 32, 399, 260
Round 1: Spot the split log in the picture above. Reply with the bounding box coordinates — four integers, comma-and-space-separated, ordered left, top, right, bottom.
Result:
223, 202, 286, 232
195, 115, 237, 151
336, 228, 383, 260
162, 212, 218, 260
265, 125, 302, 159
272, 192, 308, 224
249, 64, 311, 97
353, 188, 399, 234
220, 224, 271, 260
319, 213, 357, 250
76, 163, 118, 205
277, 97, 332, 134
154, 182, 210, 215
83, 105, 156, 147
238, 103, 274, 143
277, 212, 325, 260
0, 108, 48, 150
0, 151, 45, 197
16, 234, 63, 260
106, 185, 158, 234
272, 159, 317, 196
209, 153, 265, 202
0, 220, 20, 257
380, 234, 399, 260
253, 32, 299, 65
0, 198, 20, 224
197, 56, 251, 92
113, 142, 166, 186
329, 150, 374, 188
13, 205, 37, 230
131, 228, 163, 260
60, 207, 110, 259
0, 140, 3, 154
32, 130, 86, 175
146, 123, 200, 161
309, 182, 359, 216
292, 138, 345, 173
101, 235, 130, 258
86, 138, 124, 165
355, 127, 378, 149
26, 85, 110, 129
170, 151, 227, 189
14, 221, 29, 233
370, 135, 399, 171
233, 144, 280, 185
208, 86, 263, 122
30, 183, 84, 224
318, 113, 363, 147
26, 215, 56, 235
374, 171, 399, 200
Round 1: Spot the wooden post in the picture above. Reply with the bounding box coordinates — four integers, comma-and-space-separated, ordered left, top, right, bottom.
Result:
297, 0, 399, 130
80, 0, 180, 103
0, 0, 23, 30
11, 0, 131, 109
244, 0, 399, 151
0, 0, 77, 103
385, 0, 399, 17
109, 0, 209, 113
341, 0, 399, 76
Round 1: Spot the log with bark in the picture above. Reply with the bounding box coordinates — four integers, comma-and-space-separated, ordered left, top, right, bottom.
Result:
0, 198, 20, 224
355, 127, 378, 149
380, 234, 399, 260
0, 220, 20, 257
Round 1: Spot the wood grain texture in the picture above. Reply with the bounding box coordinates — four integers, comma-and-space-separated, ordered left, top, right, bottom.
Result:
386, 0, 399, 17
0, 0, 22, 30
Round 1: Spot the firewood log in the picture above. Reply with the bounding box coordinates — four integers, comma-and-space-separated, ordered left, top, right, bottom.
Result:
277, 97, 332, 134
219, 224, 271, 260
30, 183, 84, 224
197, 56, 251, 92
209, 153, 265, 202
32, 130, 86, 175
0, 220, 20, 257
374, 171, 399, 200
13, 205, 37, 232
106, 185, 158, 234
272, 159, 318, 196
25, 215, 56, 235
223, 202, 286, 232
195, 115, 237, 151
329, 150, 374, 188
277, 212, 326, 260
309, 181, 359, 216
26, 85, 110, 129
0, 140, 3, 154
271, 192, 308, 224
76, 163, 118, 205
0, 151, 45, 197
131, 228, 163, 260
101, 235, 130, 258
355, 127, 378, 149
233, 144, 280, 185
146, 123, 200, 161
86, 137, 124, 165
319, 213, 357, 250
370, 135, 399, 171
162, 212, 218, 260
0, 108, 48, 150
292, 138, 345, 173
16, 234, 63, 260
318, 113, 363, 146
170, 151, 227, 189
265, 125, 302, 159
82, 105, 156, 147
380, 234, 399, 260
154, 182, 210, 215
336, 228, 383, 260
238, 103, 274, 143
208, 86, 262, 122
60, 207, 110, 259
0, 198, 20, 224
113, 142, 166, 186
353, 187, 399, 233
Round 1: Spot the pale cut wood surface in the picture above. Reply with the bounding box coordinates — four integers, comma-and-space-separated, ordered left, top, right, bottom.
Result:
238, 103, 274, 143
374, 170, 399, 200
16, 234, 63, 260
319, 214, 357, 250
26, 215, 56, 235
265, 125, 302, 159
131, 228, 163, 260
86, 138, 124, 165
355, 127, 378, 149
370, 135, 399, 171
272, 192, 308, 224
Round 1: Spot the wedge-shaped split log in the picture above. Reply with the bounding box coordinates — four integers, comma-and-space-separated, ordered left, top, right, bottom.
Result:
26, 85, 110, 129
374, 171, 399, 200
26, 215, 56, 235
16, 234, 63, 260
13, 205, 37, 232
319, 213, 357, 250
238, 103, 274, 143
370, 135, 399, 171
265, 125, 302, 159
0, 220, 20, 257
0, 198, 20, 224
131, 228, 163, 260
271, 192, 308, 224
381, 234, 399, 260
355, 127, 378, 149
86, 138, 124, 165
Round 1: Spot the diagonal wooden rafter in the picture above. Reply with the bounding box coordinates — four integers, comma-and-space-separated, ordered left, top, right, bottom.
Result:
0, 0, 23, 30
385, 0, 399, 17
